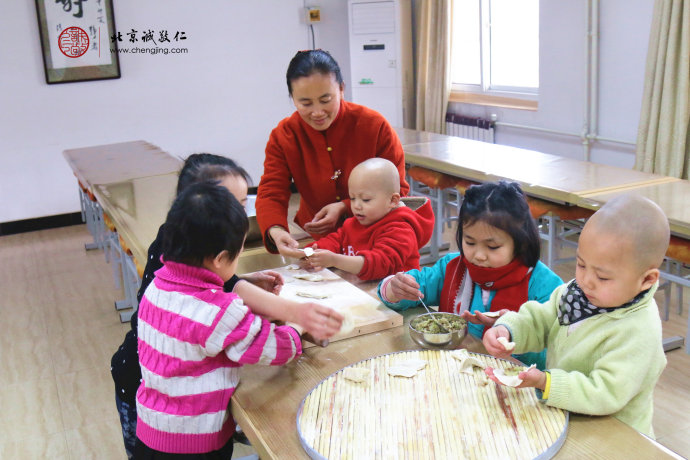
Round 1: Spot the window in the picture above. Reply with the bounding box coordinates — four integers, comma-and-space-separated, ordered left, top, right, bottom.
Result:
451, 0, 539, 98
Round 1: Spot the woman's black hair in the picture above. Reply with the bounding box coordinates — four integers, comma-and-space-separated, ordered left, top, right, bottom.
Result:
161, 182, 248, 267
455, 181, 540, 267
286, 49, 344, 96
176, 153, 251, 196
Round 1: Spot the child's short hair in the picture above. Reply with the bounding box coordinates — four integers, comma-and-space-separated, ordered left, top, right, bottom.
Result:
349, 157, 401, 194
162, 182, 248, 266
176, 153, 251, 196
589, 194, 670, 271
456, 181, 540, 267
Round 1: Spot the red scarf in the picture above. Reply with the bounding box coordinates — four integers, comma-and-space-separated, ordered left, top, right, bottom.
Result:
440, 256, 531, 315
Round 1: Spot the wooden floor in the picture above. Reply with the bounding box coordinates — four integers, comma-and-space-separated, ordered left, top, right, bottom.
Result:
0, 225, 688, 459
0, 226, 256, 459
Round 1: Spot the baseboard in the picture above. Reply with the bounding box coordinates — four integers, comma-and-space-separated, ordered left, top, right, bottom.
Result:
0, 212, 83, 236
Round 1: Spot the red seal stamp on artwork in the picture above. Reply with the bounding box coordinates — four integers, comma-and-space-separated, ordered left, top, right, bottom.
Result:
58, 27, 90, 58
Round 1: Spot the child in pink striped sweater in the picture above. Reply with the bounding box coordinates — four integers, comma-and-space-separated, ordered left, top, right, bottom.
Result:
134, 182, 309, 458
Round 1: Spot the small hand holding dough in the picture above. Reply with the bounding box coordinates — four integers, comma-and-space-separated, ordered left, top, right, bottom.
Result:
482, 311, 501, 318
497, 336, 516, 352
343, 367, 370, 383
492, 364, 536, 387
302, 247, 315, 258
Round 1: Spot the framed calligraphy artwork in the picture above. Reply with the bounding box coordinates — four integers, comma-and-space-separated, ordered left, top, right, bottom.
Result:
35, 0, 120, 84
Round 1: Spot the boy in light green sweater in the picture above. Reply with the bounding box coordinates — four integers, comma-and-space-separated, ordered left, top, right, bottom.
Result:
483, 194, 669, 438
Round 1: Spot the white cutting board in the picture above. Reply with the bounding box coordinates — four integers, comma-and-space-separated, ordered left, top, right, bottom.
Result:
275, 266, 403, 343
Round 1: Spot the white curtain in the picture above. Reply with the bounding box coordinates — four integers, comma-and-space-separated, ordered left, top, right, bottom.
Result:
635, 0, 690, 179
414, 0, 452, 133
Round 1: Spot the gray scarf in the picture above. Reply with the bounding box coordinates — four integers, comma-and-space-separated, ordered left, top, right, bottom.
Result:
557, 280, 647, 326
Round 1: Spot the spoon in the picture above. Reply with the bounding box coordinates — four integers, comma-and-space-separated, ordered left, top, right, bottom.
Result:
418, 297, 449, 333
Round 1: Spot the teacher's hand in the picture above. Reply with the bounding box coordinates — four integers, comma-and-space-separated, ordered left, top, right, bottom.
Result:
269, 226, 304, 259
303, 202, 347, 235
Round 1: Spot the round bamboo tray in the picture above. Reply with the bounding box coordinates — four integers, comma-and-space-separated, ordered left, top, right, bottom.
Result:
297, 349, 568, 460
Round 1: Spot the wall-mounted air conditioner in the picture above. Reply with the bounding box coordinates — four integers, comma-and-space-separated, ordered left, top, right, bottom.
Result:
348, 0, 413, 128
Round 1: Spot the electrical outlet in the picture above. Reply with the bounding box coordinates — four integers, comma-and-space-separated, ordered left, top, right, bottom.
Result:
307, 7, 321, 23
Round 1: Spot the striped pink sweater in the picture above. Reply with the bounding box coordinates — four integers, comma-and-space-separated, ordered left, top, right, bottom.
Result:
135, 260, 302, 454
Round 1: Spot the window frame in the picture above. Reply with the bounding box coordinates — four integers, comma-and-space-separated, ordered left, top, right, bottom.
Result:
451, 0, 539, 107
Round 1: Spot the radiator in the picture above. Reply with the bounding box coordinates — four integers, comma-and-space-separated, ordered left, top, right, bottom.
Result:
445, 113, 495, 143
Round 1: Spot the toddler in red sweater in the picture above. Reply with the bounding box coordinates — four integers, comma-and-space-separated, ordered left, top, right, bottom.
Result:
302, 158, 434, 280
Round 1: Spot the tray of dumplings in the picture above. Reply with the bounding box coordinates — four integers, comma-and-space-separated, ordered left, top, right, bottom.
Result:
297, 349, 568, 459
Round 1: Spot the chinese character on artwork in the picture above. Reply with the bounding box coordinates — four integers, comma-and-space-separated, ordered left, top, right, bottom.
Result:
141, 30, 157, 45
111, 31, 122, 42
127, 29, 138, 43
174, 31, 187, 41
159, 30, 170, 43
55, 0, 87, 19
88, 25, 98, 50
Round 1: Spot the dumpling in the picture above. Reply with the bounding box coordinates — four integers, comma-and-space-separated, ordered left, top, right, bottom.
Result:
296, 291, 330, 299
492, 364, 536, 387
451, 349, 486, 374
386, 366, 419, 378
294, 273, 324, 282
386, 358, 428, 378
497, 337, 516, 352
343, 367, 370, 383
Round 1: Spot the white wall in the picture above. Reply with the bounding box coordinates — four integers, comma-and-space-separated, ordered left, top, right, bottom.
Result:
0, 0, 654, 223
0, 0, 349, 223
447, 0, 655, 168
302, 0, 352, 101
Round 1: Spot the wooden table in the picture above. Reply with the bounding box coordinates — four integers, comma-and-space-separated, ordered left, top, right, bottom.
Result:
92, 173, 179, 269
402, 135, 676, 204
577, 180, 690, 239
397, 127, 689, 233
231, 305, 681, 459
93, 174, 307, 270
62, 140, 182, 191
395, 127, 450, 146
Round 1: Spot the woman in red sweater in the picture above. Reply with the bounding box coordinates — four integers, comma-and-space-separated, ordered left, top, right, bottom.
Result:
256, 49, 409, 257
